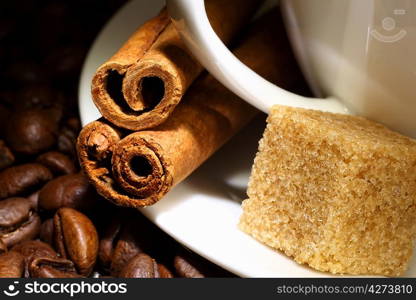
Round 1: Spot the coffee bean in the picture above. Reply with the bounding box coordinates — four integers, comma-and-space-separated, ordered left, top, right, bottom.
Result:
12, 240, 57, 278
15, 84, 64, 111
57, 127, 78, 155
0, 140, 14, 170
98, 210, 161, 276
111, 225, 146, 276
36, 151, 77, 175
12, 240, 57, 261
0, 240, 6, 254
30, 257, 82, 278
65, 117, 81, 133
0, 198, 35, 228
39, 172, 96, 212
0, 251, 25, 278
5, 109, 59, 155
0, 163, 53, 199
98, 209, 178, 276
27, 190, 40, 211
9, 240, 81, 278
158, 264, 174, 278
53, 207, 98, 276
0, 198, 41, 248
173, 255, 205, 278
39, 218, 54, 245
119, 253, 160, 278
98, 216, 122, 272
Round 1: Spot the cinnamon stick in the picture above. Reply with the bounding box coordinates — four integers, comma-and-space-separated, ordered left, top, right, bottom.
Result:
78, 10, 307, 207
91, 8, 170, 128
92, 0, 264, 131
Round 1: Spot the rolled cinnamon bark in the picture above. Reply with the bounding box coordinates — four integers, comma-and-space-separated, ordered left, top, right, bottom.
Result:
78, 10, 307, 207
91, 8, 170, 128
92, 0, 264, 131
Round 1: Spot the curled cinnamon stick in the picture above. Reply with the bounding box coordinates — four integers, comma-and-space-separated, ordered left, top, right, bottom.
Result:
92, 8, 170, 129
78, 10, 306, 207
92, 0, 264, 131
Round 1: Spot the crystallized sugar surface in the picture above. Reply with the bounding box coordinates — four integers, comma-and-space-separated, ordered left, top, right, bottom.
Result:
239, 105, 416, 276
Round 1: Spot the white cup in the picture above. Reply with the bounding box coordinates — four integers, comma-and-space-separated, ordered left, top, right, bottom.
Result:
166, 0, 416, 137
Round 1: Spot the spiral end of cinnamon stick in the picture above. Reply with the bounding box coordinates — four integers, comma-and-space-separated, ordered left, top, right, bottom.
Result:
127, 75, 165, 112
119, 62, 182, 130
91, 61, 181, 131
111, 133, 172, 206
77, 121, 172, 208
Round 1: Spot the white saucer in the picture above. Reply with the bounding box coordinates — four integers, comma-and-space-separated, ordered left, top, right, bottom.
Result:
79, 0, 416, 277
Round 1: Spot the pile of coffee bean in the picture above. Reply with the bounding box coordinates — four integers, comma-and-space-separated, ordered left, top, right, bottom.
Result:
0, 0, 234, 278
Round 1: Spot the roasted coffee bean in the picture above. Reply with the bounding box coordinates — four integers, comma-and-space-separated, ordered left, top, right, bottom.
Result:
15, 84, 64, 111
6, 109, 59, 155
30, 257, 82, 278
12, 240, 57, 261
39, 173, 96, 212
98, 211, 152, 276
0, 240, 6, 254
57, 127, 78, 155
98, 216, 122, 271
158, 264, 174, 278
0, 140, 14, 170
36, 151, 77, 175
100, 210, 177, 276
0, 251, 25, 278
27, 190, 40, 211
0, 163, 53, 199
12, 240, 58, 277
54, 207, 98, 276
39, 218, 54, 245
65, 117, 81, 133
110, 225, 145, 276
173, 255, 205, 278
0, 198, 41, 247
119, 253, 160, 278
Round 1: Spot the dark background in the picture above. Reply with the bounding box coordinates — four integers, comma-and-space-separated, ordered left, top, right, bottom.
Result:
0, 0, 128, 116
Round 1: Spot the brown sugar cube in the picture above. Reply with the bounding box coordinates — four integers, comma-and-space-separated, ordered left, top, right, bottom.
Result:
239, 105, 416, 276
